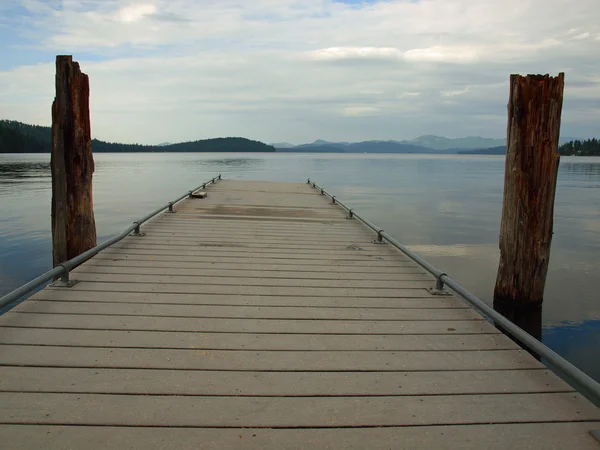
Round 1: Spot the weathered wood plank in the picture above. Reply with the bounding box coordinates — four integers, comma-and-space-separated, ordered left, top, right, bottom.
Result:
73, 265, 428, 280
0, 313, 496, 334
2, 423, 600, 450
64, 282, 435, 297
0, 345, 541, 370
12, 301, 480, 321
0, 367, 568, 395
77, 259, 426, 273
141, 226, 369, 237
67, 273, 434, 289
92, 253, 414, 267
110, 240, 390, 251
29, 290, 453, 307
163, 214, 348, 223
0, 327, 493, 352
0, 393, 596, 426
0, 328, 511, 350
98, 247, 408, 260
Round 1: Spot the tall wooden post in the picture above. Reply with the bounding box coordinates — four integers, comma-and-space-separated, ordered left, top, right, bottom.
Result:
51, 55, 97, 268
494, 73, 564, 309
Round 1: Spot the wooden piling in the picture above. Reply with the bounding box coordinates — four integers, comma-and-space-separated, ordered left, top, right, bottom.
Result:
51, 55, 96, 268
494, 73, 564, 307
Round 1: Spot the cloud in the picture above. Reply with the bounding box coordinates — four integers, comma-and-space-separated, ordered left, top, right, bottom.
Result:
0, 0, 599, 144
116, 4, 157, 23
404, 46, 478, 63
441, 87, 471, 97
309, 47, 403, 61
398, 92, 420, 99
570, 32, 591, 41
342, 106, 380, 116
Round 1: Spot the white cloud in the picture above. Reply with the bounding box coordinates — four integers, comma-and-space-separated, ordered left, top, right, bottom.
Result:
570, 32, 591, 40
117, 4, 157, 23
1, 0, 599, 143
309, 47, 403, 61
342, 106, 380, 117
404, 46, 478, 63
398, 92, 421, 99
441, 87, 471, 97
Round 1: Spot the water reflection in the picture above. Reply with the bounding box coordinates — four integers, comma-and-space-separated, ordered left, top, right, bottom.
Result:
543, 319, 600, 382
493, 299, 543, 344
179, 157, 265, 169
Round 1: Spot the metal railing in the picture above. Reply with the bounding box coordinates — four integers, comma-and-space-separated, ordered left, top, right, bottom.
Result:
307, 178, 600, 406
0, 174, 222, 311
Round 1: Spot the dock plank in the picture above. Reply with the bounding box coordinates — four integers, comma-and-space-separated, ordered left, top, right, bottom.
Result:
11, 301, 481, 320
1, 393, 598, 426
0, 367, 568, 395
0, 313, 496, 334
0, 328, 516, 350
0, 178, 597, 449
3, 423, 600, 450
0, 346, 540, 371
28, 290, 455, 307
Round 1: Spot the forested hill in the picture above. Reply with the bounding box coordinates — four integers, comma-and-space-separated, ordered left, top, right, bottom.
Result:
0, 120, 275, 153
558, 139, 600, 156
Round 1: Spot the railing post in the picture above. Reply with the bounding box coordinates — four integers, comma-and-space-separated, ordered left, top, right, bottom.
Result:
375, 230, 385, 243
131, 221, 145, 237
50, 265, 79, 288
331, 196, 336, 205
428, 273, 451, 296
347, 209, 354, 220
167, 202, 175, 213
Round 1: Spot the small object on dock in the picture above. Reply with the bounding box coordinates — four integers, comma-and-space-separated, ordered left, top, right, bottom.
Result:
190, 190, 208, 199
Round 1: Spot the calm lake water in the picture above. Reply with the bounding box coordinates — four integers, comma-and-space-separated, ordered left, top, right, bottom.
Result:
1, 153, 599, 381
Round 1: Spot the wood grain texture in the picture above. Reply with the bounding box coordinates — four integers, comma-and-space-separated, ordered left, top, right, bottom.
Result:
51, 55, 96, 268
494, 73, 564, 305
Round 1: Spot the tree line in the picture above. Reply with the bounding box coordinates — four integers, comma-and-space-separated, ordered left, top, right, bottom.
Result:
558, 139, 600, 156
0, 120, 275, 153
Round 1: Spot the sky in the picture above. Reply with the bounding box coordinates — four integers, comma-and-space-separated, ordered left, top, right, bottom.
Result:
0, 0, 599, 145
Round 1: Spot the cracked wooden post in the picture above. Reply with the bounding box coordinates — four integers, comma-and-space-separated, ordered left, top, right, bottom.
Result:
493, 73, 564, 327
51, 55, 97, 269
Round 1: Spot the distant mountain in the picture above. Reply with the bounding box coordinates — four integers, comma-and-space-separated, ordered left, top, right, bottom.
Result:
276, 145, 347, 153
277, 140, 448, 154
404, 135, 506, 150
271, 142, 296, 148
0, 120, 275, 153
157, 142, 172, 147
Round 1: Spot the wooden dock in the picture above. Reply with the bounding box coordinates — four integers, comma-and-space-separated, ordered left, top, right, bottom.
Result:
1, 179, 599, 449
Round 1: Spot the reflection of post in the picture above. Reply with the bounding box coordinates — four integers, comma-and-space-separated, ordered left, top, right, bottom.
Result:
494, 73, 564, 321
51, 55, 97, 269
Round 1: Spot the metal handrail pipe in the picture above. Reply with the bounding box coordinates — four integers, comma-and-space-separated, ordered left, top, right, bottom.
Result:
0, 174, 221, 311
443, 276, 600, 405
307, 178, 600, 405
60, 226, 136, 272
0, 267, 64, 309
381, 231, 446, 279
